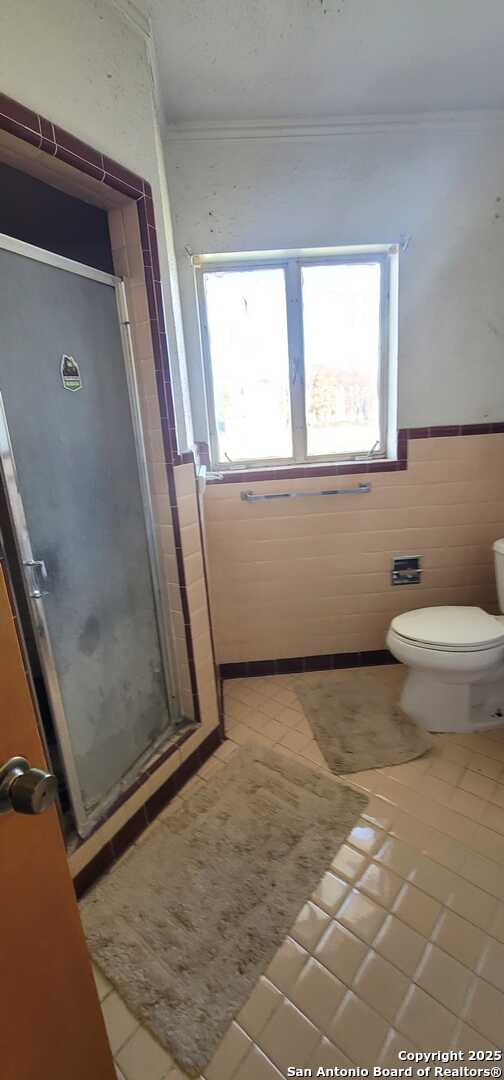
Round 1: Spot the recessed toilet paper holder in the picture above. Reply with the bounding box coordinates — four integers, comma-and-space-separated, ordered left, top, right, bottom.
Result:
391, 555, 422, 586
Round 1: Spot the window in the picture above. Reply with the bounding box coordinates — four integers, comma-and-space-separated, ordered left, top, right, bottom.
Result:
195, 246, 397, 471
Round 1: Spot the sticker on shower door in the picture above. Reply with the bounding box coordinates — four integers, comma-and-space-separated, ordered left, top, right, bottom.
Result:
60, 354, 82, 392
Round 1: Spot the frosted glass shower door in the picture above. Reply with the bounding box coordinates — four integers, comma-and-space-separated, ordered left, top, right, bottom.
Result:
0, 237, 176, 835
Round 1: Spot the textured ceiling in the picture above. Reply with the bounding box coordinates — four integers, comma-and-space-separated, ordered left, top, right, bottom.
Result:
148, 0, 504, 125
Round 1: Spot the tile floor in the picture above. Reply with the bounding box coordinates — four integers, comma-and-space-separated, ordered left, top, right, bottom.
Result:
93, 666, 504, 1079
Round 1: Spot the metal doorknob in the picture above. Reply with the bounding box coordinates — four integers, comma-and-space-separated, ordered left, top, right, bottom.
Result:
0, 756, 58, 816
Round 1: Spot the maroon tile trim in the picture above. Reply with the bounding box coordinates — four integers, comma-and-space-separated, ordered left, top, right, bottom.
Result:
53, 126, 104, 171
74, 724, 222, 898
207, 423, 504, 485
208, 460, 399, 485
102, 155, 143, 196
69, 724, 196, 858
55, 144, 105, 182
174, 449, 195, 466
408, 422, 504, 437
0, 93, 41, 132
0, 113, 41, 148
73, 842, 114, 899
220, 649, 398, 680
110, 806, 148, 860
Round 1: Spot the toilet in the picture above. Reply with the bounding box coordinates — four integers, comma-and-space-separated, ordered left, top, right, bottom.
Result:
386, 539, 504, 733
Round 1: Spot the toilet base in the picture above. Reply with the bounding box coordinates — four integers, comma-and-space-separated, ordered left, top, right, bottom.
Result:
401, 670, 504, 733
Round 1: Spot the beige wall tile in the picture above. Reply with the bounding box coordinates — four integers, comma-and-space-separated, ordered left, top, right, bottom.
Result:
128, 282, 149, 324
176, 492, 199, 529
108, 207, 126, 250
130, 320, 154, 363
180, 522, 201, 558
187, 578, 208, 619
183, 550, 205, 587
204, 434, 504, 663
174, 461, 197, 498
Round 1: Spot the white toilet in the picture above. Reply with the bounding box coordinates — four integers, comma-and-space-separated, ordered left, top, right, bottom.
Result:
386, 539, 504, 733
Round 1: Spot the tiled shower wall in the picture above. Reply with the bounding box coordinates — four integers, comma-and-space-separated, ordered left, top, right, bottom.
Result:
108, 205, 219, 731
173, 462, 219, 730
204, 434, 504, 664
108, 203, 195, 720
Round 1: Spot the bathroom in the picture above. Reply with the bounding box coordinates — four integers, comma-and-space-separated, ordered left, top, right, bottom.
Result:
1, 2, 504, 1079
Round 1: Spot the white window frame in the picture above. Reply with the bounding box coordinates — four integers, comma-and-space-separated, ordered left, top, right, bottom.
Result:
194, 244, 399, 472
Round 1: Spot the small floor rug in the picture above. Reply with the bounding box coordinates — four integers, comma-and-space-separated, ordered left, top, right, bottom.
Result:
295, 667, 432, 774
81, 745, 366, 1077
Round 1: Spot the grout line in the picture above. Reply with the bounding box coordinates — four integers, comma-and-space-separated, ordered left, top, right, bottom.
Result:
223, 712, 503, 1044
259, 861, 498, 1054
228, 721, 504, 874
99, 672, 504, 1074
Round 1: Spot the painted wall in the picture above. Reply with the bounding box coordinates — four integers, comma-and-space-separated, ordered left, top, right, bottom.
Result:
205, 434, 503, 664
1, 0, 155, 186
165, 117, 504, 442
0, 0, 191, 446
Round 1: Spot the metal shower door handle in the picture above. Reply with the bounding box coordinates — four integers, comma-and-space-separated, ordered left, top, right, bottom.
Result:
23, 558, 48, 598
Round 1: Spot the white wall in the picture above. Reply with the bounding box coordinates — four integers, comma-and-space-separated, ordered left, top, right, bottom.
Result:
165, 117, 504, 441
0, 0, 191, 445
1, 0, 156, 183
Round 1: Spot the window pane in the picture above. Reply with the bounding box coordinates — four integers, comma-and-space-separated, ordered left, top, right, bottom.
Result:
302, 262, 382, 458
204, 268, 292, 463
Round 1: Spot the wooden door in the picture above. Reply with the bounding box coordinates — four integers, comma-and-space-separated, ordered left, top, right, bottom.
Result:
0, 566, 116, 1080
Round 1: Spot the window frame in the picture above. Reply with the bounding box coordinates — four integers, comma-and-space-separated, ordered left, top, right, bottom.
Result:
194, 245, 397, 473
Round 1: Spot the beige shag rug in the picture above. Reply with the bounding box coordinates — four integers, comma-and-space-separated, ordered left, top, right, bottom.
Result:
81, 745, 366, 1077
295, 667, 431, 773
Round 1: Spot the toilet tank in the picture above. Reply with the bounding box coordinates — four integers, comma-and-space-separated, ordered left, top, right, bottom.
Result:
494, 539, 504, 611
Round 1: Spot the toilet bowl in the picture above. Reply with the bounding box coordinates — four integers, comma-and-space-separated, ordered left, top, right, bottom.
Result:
386, 540, 504, 733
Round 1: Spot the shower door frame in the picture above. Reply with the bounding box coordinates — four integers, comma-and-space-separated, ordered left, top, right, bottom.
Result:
0, 232, 180, 836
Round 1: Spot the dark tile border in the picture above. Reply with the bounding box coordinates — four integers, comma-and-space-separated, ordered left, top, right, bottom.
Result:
220, 648, 398, 680
206, 423, 504, 485
84, 723, 197, 835
0, 92, 210, 842
74, 724, 222, 899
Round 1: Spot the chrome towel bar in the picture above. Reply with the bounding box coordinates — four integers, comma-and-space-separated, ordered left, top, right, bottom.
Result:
240, 482, 371, 502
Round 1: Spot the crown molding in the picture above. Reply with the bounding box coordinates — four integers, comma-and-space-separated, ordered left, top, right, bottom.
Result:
106, 0, 151, 39
164, 107, 504, 141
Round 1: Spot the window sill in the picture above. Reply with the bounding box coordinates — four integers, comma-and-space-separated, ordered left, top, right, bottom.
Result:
206, 457, 406, 485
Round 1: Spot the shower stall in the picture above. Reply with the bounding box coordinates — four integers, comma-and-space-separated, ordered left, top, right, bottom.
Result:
0, 232, 183, 838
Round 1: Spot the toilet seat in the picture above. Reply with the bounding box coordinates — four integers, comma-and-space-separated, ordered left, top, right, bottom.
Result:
390, 606, 504, 653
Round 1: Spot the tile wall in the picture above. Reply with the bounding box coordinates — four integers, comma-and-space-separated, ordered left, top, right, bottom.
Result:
108, 202, 195, 718
204, 433, 504, 664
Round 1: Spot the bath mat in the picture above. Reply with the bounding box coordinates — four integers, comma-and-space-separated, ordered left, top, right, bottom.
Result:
81, 744, 366, 1076
295, 667, 432, 773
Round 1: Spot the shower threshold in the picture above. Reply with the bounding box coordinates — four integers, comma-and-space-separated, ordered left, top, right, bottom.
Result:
65, 715, 199, 852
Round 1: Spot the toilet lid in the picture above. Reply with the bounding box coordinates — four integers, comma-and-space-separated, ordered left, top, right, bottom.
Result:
391, 606, 504, 649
